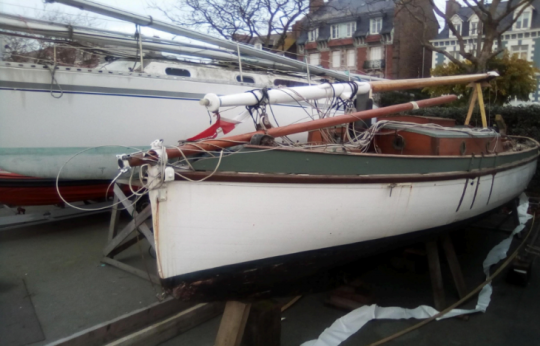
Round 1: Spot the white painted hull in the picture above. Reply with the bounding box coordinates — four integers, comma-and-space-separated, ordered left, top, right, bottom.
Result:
0, 63, 311, 179
150, 160, 536, 280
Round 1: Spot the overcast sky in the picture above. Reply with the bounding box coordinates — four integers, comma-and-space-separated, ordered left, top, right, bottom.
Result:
0, 0, 447, 41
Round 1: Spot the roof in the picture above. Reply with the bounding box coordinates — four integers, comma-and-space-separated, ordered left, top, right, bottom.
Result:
297, 0, 396, 44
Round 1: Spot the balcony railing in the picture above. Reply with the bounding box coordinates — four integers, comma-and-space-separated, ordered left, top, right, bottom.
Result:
363, 59, 385, 70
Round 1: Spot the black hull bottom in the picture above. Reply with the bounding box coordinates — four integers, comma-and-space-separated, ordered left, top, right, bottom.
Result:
162, 207, 511, 302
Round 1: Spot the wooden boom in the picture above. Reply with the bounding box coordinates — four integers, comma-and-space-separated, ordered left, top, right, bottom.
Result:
369, 72, 498, 92
122, 95, 457, 168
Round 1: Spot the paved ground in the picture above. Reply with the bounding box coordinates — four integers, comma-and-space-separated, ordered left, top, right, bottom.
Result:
1, 210, 539, 346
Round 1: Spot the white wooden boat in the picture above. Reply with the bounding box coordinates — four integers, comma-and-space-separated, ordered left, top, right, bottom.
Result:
113, 76, 539, 300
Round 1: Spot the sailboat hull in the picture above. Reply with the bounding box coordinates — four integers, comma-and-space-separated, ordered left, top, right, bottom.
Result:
0, 63, 310, 180
149, 151, 537, 299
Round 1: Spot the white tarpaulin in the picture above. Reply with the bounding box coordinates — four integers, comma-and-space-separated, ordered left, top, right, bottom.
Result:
302, 193, 532, 346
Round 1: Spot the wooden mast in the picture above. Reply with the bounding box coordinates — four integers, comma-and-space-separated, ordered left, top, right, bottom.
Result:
121, 95, 457, 168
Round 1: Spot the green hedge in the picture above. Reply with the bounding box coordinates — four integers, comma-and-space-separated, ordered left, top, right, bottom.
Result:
405, 104, 540, 191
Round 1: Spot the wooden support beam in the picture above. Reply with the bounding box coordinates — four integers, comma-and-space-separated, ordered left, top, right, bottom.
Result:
48, 298, 195, 346
441, 233, 467, 299
105, 303, 224, 346
108, 194, 121, 242
425, 240, 446, 310
242, 300, 281, 346
464, 87, 478, 126
101, 257, 160, 285
215, 301, 252, 346
102, 206, 152, 257
476, 83, 488, 128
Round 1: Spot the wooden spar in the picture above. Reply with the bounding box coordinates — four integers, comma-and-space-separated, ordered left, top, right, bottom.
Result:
123, 95, 457, 167
201, 73, 497, 112
369, 72, 498, 92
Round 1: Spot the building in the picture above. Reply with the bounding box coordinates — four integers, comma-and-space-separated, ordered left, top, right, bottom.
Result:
295, 0, 438, 79
430, 0, 540, 102
232, 33, 298, 59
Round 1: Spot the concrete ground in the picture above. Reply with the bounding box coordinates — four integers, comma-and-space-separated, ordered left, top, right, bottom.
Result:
1, 210, 539, 346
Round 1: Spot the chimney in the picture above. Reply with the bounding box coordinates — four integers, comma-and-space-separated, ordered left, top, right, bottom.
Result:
445, 0, 461, 18
310, 0, 324, 14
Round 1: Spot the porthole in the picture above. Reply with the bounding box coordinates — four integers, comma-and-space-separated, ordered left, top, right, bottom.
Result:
165, 68, 191, 77
236, 75, 255, 83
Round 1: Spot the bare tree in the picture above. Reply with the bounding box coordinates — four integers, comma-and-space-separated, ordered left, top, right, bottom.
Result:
149, 0, 309, 51
396, 0, 535, 72
1, 9, 102, 65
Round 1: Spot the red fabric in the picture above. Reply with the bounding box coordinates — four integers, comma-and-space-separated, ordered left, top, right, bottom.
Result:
187, 114, 238, 141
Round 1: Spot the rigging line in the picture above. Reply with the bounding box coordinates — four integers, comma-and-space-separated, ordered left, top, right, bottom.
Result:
55, 145, 147, 211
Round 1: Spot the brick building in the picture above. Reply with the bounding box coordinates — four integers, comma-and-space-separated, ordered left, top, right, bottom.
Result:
295, 0, 438, 79
430, 0, 540, 102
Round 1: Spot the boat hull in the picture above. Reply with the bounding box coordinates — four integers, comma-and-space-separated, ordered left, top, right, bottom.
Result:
0, 63, 310, 180
150, 157, 536, 300
0, 171, 113, 206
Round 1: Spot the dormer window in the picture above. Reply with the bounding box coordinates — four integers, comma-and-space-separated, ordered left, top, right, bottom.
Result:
449, 15, 462, 38
308, 28, 319, 42
514, 10, 532, 30
346, 22, 356, 37
370, 17, 382, 34
470, 21, 478, 35
330, 22, 356, 39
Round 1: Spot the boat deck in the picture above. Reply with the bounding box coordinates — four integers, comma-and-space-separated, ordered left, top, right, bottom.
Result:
1, 211, 540, 345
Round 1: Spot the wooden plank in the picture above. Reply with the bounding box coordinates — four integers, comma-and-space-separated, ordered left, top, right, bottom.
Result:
103, 206, 152, 257
101, 257, 160, 285
441, 233, 467, 299
215, 301, 252, 346
47, 298, 195, 346
105, 302, 224, 346
464, 87, 478, 126
425, 240, 445, 310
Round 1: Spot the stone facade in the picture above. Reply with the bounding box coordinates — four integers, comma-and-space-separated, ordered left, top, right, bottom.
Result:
295, 0, 438, 79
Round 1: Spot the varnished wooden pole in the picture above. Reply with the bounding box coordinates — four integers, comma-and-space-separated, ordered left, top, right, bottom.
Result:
125, 95, 458, 167
464, 88, 478, 126
476, 83, 488, 128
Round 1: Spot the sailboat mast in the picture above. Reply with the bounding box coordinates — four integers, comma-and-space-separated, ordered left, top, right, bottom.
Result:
46, 0, 367, 81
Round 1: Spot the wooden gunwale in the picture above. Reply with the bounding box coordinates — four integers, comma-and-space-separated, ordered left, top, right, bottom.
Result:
175, 151, 539, 184
236, 135, 538, 161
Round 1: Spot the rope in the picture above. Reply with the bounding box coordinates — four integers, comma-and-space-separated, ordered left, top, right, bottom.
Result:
47, 64, 63, 99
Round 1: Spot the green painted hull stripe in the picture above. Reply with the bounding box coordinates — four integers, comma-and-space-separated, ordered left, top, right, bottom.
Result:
192, 147, 538, 176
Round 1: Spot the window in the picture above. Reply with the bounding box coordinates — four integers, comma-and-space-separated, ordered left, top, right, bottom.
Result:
236, 75, 255, 83
369, 46, 382, 60
331, 25, 339, 39
332, 50, 341, 68
308, 28, 319, 42
470, 22, 478, 35
309, 52, 320, 66
370, 17, 382, 34
347, 49, 355, 67
450, 23, 461, 37
165, 68, 190, 77
254, 43, 262, 50
515, 11, 531, 30
346, 22, 356, 37
511, 45, 529, 59
273, 79, 308, 87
